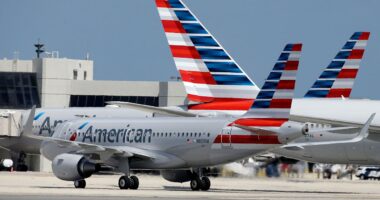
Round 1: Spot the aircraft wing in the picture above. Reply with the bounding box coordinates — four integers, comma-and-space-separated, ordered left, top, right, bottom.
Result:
106, 101, 200, 117
289, 114, 380, 134
283, 113, 375, 151
27, 134, 154, 159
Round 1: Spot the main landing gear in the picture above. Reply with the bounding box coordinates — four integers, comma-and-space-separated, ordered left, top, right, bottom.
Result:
118, 175, 139, 190
118, 158, 139, 190
72, 159, 140, 190
190, 176, 210, 191
73, 175, 140, 189
190, 170, 211, 191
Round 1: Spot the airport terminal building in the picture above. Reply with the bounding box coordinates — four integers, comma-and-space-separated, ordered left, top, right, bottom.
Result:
0, 55, 187, 171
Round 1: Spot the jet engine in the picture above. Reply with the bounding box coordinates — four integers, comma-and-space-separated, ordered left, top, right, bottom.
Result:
52, 153, 100, 181
161, 170, 194, 183
278, 121, 308, 143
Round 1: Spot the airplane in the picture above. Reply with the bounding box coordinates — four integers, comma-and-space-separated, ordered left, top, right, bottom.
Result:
0, 0, 373, 172
34, 43, 306, 190
152, 0, 380, 166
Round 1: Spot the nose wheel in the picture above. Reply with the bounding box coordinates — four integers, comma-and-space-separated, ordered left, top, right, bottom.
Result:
190, 176, 210, 191
74, 179, 86, 188
119, 175, 139, 190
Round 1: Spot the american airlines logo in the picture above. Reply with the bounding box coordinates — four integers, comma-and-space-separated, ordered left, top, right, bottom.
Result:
81, 125, 152, 144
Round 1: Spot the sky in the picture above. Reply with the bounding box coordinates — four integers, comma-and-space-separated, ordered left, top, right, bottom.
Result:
1, 0, 379, 99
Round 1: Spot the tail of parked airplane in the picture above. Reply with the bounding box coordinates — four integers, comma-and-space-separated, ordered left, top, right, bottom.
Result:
233, 43, 302, 127
304, 32, 370, 98
155, 0, 260, 103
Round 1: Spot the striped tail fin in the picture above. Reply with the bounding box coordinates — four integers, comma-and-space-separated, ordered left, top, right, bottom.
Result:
305, 32, 370, 98
233, 43, 302, 127
155, 0, 260, 103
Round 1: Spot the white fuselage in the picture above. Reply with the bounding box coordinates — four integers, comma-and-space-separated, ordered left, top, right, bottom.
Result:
41, 118, 287, 169
3, 98, 380, 165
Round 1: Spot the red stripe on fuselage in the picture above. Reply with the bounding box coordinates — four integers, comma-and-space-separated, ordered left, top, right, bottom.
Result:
170, 45, 201, 59
179, 70, 216, 84
337, 69, 358, 78
161, 20, 186, 33
214, 134, 281, 144
188, 98, 254, 110
233, 118, 288, 127
327, 89, 351, 98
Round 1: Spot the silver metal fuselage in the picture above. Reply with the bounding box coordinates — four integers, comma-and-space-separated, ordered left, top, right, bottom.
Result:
41, 117, 284, 169
3, 98, 380, 165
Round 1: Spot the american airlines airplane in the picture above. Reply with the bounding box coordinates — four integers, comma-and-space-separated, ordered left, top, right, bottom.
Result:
151, 0, 380, 165
35, 46, 306, 190
0, 0, 373, 171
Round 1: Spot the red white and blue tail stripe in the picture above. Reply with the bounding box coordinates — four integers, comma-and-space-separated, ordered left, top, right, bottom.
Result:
233, 43, 302, 127
305, 32, 370, 98
155, 0, 260, 103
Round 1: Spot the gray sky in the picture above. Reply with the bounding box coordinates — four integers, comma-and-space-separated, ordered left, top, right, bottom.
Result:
1, 0, 379, 99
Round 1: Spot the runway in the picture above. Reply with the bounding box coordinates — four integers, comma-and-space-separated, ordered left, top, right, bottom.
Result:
1, 172, 380, 200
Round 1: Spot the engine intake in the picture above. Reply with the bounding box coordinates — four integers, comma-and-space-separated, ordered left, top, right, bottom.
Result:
278, 121, 308, 144
52, 153, 100, 181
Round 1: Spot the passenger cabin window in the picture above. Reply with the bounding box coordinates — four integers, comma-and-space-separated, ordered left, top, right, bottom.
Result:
84, 70, 87, 80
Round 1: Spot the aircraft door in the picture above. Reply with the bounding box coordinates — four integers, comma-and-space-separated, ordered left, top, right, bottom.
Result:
221, 127, 232, 148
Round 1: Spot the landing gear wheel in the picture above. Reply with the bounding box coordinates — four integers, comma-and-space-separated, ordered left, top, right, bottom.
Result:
190, 177, 202, 191
200, 177, 210, 191
129, 176, 139, 190
74, 180, 86, 188
119, 176, 131, 189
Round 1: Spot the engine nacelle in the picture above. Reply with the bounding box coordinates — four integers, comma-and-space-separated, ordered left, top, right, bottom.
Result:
161, 170, 194, 183
278, 121, 307, 144
52, 153, 99, 181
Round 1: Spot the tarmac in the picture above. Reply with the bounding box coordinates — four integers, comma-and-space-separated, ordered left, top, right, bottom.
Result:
1, 172, 380, 200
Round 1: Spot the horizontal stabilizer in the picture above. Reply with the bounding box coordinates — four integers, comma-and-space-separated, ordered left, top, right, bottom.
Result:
282, 113, 375, 150
232, 123, 276, 135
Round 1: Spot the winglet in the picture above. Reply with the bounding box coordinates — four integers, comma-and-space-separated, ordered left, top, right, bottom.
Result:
359, 113, 375, 139
22, 105, 36, 137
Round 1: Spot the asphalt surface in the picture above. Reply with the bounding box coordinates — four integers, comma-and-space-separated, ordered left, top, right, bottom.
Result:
1, 172, 380, 200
